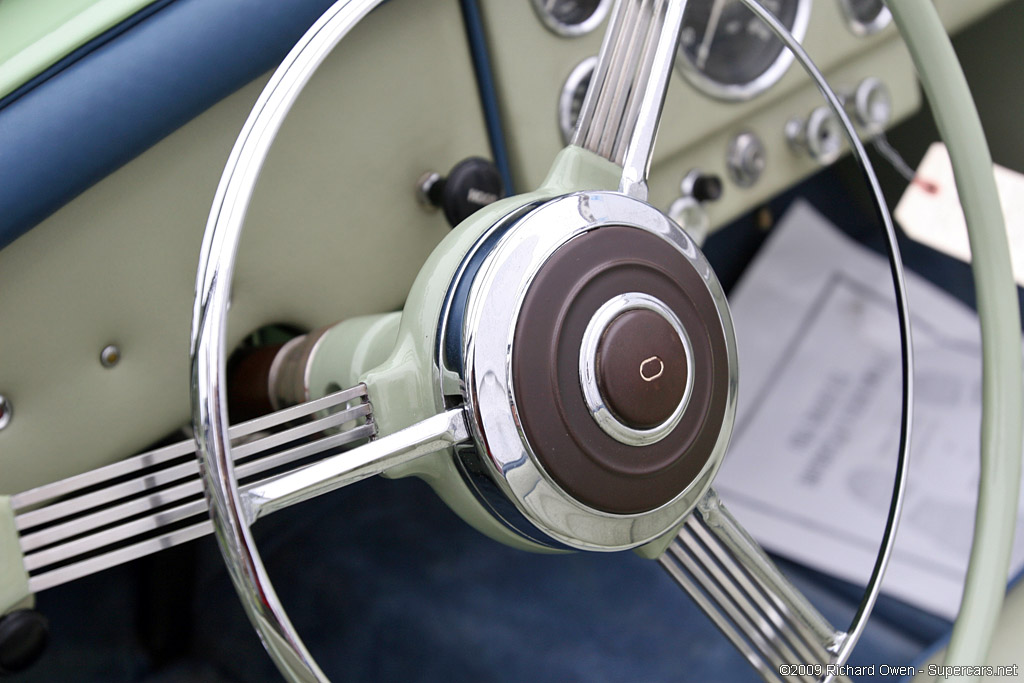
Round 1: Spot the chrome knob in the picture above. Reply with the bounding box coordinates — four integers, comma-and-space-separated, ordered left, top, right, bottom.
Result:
726, 131, 767, 188
847, 77, 892, 135
786, 106, 843, 166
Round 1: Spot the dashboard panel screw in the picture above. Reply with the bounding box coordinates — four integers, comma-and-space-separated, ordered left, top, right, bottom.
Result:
100, 344, 121, 368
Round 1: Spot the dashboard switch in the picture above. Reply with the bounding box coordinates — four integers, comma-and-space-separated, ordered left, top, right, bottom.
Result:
726, 131, 767, 188
786, 106, 843, 166
847, 77, 892, 135
418, 157, 505, 228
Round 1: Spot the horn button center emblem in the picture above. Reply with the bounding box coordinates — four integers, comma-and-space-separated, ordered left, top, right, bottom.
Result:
586, 299, 692, 435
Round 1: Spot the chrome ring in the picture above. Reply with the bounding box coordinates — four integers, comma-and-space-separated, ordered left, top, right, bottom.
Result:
453, 191, 738, 551
675, 0, 812, 102
837, 0, 891, 37
578, 293, 695, 446
531, 0, 612, 38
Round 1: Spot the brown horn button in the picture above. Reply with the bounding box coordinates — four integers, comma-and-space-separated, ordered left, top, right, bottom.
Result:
511, 226, 730, 515
596, 309, 688, 429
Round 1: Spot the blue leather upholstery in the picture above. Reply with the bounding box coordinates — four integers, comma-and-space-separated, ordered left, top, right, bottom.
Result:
0, 0, 340, 250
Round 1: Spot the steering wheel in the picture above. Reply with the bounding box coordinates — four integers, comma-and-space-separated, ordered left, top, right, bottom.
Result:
190, 1, 1021, 681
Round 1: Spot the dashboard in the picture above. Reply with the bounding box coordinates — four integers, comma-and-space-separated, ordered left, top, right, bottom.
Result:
0, 0, 1016, 598
0, 0, 1010, 499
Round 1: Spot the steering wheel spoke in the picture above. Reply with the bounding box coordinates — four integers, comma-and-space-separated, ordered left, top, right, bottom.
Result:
661, 490, 850, 683
10, 384, 395, 592
572, 0, 686, 199
243, 407, 470, 523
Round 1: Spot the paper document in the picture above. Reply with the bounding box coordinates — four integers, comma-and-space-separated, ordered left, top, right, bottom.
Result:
895, 142, 1024, 286
718, 200, 1024, 619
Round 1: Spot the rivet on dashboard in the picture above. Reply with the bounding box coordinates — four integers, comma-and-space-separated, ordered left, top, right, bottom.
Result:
0, 395, 11, 431
100, 344, 121, 368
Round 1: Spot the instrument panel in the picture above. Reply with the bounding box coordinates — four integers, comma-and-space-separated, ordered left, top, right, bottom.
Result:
484, 0, 1009, 228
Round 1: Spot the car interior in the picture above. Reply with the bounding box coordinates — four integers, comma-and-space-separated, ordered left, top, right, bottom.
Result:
0, 0, 1022, 681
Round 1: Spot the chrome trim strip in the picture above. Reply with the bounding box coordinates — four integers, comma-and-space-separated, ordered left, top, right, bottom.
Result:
29, 521, 213, 593
659, 490, 851, 683
664, 543, 815, 682
20, 422, 375, 571
16, 402, 371, 533
558, 55, 598, 145
660, 557, 785, 683
14, 386, 374, 587
696, 490, 840, 655
11, 385, 367, 512
572, 0, 686, 198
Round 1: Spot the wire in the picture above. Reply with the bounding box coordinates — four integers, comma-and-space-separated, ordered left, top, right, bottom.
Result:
458, 0, 516, 195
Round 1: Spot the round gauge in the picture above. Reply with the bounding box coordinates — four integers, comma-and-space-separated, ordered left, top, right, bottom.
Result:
531, 0, 612, 37
559, 56, 597, 144
837, 0, 891, 36
676, 0, 811, 101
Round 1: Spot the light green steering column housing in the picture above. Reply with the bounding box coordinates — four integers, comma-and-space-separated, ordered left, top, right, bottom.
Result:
303, 145, 689, 555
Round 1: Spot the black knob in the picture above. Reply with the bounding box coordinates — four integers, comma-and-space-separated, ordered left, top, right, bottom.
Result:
424, 157, 505, 228
0, 610, 48, 675
690, 173, 723, 203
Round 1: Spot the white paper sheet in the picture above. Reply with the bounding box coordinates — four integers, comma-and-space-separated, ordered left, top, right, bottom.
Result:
718, 199, 1024, 619
895, 142, 1024, 287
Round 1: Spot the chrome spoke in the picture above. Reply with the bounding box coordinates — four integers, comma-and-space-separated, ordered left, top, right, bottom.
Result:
571, 0, 685, 199
660, 489, 851, 683
243, 407, 471, 523
12, 385, 375, 592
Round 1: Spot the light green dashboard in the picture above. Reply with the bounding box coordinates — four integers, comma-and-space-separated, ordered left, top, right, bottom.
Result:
0, 0, 1012, 511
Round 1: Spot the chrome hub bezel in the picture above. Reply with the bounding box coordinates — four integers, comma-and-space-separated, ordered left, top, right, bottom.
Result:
438, 191, 739, 551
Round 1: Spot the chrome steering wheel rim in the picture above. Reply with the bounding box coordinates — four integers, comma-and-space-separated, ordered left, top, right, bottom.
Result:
191, 2, 387, 680
191, 1, 1018, 681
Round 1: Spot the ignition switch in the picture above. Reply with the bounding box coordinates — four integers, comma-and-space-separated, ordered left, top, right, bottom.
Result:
669, 169, 722, 247
418, 157, 505, 228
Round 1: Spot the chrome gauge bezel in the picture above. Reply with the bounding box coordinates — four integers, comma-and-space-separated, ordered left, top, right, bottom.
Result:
837, 0, 892, 36
558, 56, 598, 144
675, 0, 812, 102
531, 0, 612, 38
